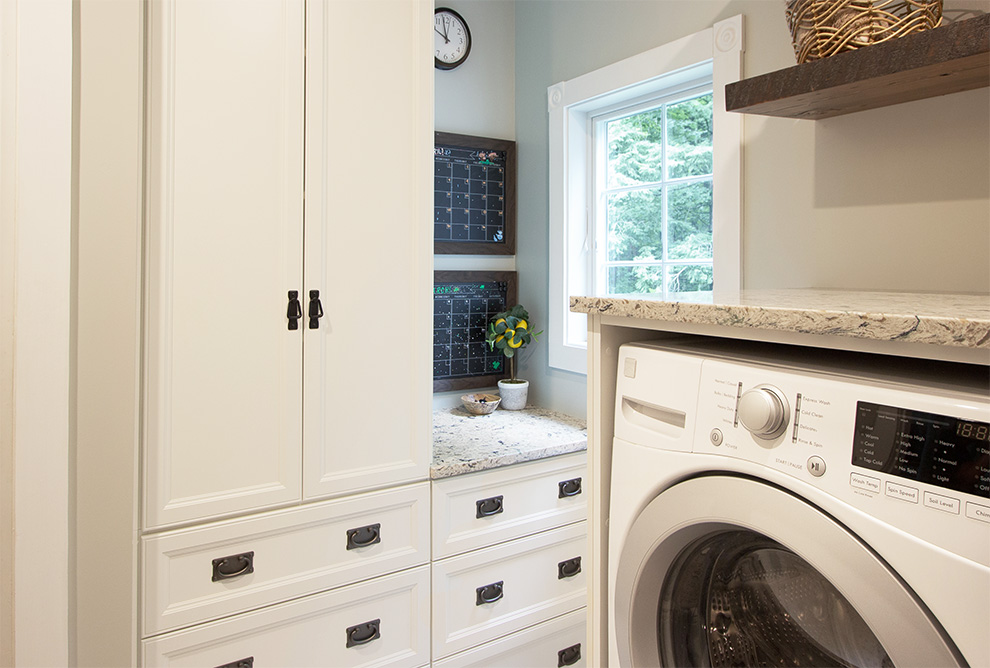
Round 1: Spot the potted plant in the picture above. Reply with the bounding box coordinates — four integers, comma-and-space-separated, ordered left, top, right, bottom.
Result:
485, 304, 542, 410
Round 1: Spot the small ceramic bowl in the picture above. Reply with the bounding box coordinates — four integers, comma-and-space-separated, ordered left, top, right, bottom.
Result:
461, 393, 501, 415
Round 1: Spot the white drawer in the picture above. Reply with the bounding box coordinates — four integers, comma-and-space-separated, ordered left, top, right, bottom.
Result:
142, 482, 430, 636
142, 565, 430, 668
434, 609, 587, 668
432, 522, 587, 659
432, 453, 587, 558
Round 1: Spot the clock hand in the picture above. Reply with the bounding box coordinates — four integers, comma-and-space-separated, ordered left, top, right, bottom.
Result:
434, 26, 450, 43
443, 16, 450, 40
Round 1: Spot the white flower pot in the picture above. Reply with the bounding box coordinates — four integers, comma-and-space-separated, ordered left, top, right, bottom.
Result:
497, 379, 529, 411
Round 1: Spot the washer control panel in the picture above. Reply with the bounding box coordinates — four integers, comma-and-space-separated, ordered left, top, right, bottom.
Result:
614, 341, 990, 566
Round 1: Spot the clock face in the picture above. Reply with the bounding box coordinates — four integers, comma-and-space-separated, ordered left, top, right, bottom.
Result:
434, 8, 471, 70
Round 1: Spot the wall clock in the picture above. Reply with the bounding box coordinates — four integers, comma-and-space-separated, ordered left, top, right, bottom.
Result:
434, 7, 471, 70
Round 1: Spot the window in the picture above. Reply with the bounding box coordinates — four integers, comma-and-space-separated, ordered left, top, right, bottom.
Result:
594, 86, 714, 300
548, 16, 743, 374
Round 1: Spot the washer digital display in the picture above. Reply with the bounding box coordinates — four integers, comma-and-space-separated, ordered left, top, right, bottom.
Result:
853, 401, 990, 498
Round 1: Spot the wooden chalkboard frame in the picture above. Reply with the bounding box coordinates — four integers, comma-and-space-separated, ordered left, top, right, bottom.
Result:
433, 270, 517, 393
434, 132, 516, 255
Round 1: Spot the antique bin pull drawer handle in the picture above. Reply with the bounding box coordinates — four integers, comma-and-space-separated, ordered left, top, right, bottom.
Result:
476, 581, 504, 605
346, 619, 381, 648
558, 477, 582, 498
558, 556, 582, 579
476, 495, 504, 518
214, 658, 253, 668
558, 643, 582, 666
346, 523, 381, 550
212, 551, 254, 582
214, 657, 253, 668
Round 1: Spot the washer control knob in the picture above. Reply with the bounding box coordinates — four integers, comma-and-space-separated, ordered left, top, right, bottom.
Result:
738, 385, 789, 439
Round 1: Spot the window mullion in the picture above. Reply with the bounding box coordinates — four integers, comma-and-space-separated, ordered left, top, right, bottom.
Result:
660, 100, 669, 298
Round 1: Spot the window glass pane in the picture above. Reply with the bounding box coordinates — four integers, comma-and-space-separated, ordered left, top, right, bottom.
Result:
667, 180, 712, 261
667, 93, 713, 179
665, 264, 713, 299
608, 265, 663, 296
606, 189, 663, 262
607, 108, 664, 188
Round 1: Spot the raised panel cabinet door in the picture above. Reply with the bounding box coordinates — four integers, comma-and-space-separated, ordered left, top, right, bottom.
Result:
302, 0, 433, 500
145, 0, 305, 528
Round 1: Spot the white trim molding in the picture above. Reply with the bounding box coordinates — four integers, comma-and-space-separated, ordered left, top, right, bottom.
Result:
1, 0, 74, 665
548, 15, 744, 374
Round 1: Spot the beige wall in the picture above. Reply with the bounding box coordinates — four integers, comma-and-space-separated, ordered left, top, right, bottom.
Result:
74, 1, 143, 665
513, 0, 990, 417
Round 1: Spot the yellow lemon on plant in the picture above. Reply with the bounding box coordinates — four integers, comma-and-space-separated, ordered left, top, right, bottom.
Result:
507, 336, 523, 348
516, 320, 528, 331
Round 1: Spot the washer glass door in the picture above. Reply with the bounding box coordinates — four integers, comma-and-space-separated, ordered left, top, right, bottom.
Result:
613, 476, 962, 668
660, 530, 891, 668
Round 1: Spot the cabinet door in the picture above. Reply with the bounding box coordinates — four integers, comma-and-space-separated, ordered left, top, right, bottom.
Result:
145, 0, 305, 528
302, 0, 433, 500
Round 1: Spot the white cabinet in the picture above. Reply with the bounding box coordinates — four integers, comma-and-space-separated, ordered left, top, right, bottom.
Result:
74, 1, 433, 664
432, 452, 587, 558
142, 482, 430, 636
430, 454, 588, 664
433, 609, 587, 668
143, 566, 431, 668
144, 0, 431, 530
432, 522, 587, 658
144, 0, 306, 530
301, 0, 432, 502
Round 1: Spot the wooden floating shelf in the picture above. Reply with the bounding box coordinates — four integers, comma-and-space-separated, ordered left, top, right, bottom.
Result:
725, 14, 989, 120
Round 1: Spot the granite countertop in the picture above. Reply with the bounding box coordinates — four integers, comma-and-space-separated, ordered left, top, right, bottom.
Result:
570, 289, 990, 350
432, 406, 587, 479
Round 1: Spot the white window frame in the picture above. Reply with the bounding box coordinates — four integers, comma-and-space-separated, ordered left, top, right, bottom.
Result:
548, 16, 744, 374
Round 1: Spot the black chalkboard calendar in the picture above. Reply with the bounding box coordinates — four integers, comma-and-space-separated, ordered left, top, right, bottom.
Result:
434, 132, 516, 255
434, 271, 517, 392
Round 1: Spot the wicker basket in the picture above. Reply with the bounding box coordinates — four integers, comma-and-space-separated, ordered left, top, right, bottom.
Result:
785, 0, 942, 63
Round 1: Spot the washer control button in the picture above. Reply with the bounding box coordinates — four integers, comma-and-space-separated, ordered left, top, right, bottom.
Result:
850, 473, 881, 493
710, 429, 723, 446
884, 481, 919, 504
966, 502, 990, 524
924, 491, 960, 515
806, 456, 826, 477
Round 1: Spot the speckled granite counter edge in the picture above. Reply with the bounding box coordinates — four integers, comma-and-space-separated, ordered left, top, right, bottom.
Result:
570, 294, 990, 349
430, 439, 587, 479
431, 406, 588, 479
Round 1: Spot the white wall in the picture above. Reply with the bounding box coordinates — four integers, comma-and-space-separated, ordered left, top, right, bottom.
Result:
514, 0, 990, 419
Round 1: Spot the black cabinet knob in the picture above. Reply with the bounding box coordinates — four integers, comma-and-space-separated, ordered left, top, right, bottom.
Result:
286, 291, 302, 330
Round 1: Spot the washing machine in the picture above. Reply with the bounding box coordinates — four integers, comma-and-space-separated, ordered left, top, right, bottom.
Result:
608, 339, 990, 668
